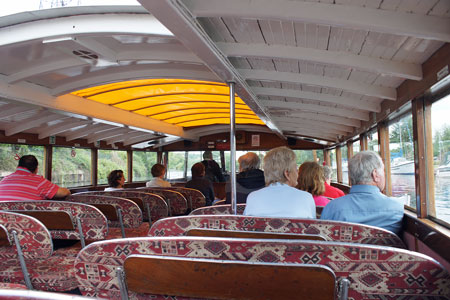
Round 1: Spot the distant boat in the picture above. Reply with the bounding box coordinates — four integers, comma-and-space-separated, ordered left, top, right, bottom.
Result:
391, 158, 415, 175
436, 162, 450, 178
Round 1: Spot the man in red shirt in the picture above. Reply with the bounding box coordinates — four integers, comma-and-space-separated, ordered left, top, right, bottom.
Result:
323, 165, 345, 199
0, 155, 70, 201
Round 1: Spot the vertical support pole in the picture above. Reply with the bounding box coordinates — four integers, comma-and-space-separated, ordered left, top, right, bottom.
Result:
378, 122, 392, 196
157, 150, 163, 165
228, 82, 237, 215
412, 96, 434, 218
76, 217, 86, 248
116, 267, 129, 300
312, 150, 318, 163
184, 151, 189, 179
12, 230, 33, 290
91, 148, 98, 187
145, 203, 152, 226
127, 150, 133, 184
347, 141, 353, 184
324, 149, 331, 166
360, 134, 368, 151
44, 145, 52, 181
336, 147, 342, 183
117, 208, 126, 238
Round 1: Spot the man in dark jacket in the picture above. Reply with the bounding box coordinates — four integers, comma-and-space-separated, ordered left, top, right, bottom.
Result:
226, 152, 265, 204
201, 151, 225, 182
186, 162, 215, 206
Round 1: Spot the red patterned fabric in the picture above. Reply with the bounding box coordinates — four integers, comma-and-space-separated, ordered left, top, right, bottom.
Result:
190, 204, 245, 215
74, 191, 168, 222
75, 237, 450, 299
165, 187, 206, 211
0, 201, 108, 241
0, 167, 59, 201
68, 194, 142, 229
0, 211, 78, 292
148, 215, 405, 248
0, 282, 27, 290
135, 188, 188, 216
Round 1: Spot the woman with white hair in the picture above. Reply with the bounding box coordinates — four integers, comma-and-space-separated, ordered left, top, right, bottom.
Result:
243, 146, 316, 218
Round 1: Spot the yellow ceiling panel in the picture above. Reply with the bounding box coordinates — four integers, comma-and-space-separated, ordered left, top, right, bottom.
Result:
71, 79, 264, 128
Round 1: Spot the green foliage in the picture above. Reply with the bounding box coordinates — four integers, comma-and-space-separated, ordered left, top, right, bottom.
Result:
0, 144, 44, 176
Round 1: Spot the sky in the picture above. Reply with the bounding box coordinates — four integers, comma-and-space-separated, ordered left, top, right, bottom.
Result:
0, 0, 139, 17
431, 93, 450, 135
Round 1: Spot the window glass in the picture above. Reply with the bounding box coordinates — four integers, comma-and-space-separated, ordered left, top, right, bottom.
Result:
187, 151, 203, 178
353, 141, 360, 155
341, 146, 348, 184
52, 147, 91, 187
0, 144, 45, 178
368, 130, 379, 152
167, 151, 186, 179
389, 113, 415, 207
98, 150, 127, 185
224, 150, 266, 174
330, 149, 337, 182
133, 151, 157, 182
431, 94, 450, 223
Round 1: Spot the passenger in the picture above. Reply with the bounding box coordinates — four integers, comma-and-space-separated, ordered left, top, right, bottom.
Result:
0, 154, 70, 201
297, 161, 330, 207
201, 151, 225, 182
244, 146, 316, 218
146, 163, 171, 188
321, 151, 404, 235
185, 162, 214, 206
225, 152, 265, 204
322, 165, 345, 198
105, 169, 125, 191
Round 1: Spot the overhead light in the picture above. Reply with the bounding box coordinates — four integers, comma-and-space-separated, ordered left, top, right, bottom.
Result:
42, 37, 73, 44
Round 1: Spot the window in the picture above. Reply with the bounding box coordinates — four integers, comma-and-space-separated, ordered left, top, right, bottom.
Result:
330, 149, 337, 182
368, 129, 379, 152
52, 147, 91, 187
133, 151, 157, 182
167, 151, 186, 179
98, 150, 127, 185
389, 113, 415, 207
431, 93, 450, 224
353, 141, 360, 154
187, 151, 203, 177
0, 144, 45, 178
341, 146, 348, 184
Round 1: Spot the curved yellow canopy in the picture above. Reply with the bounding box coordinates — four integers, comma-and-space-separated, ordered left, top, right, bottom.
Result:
72, 79, 264, 127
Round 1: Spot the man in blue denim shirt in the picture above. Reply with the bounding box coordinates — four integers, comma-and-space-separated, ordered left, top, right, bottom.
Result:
321, 151, 404, 236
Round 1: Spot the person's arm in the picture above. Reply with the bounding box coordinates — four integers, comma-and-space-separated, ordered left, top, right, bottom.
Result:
52, 187, 71, 199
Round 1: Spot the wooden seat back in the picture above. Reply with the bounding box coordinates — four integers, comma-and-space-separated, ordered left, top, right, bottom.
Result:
75, 191, 168, 222
0, 201, 108, 241
148, 215, 405, 248
213, 181, 226, 199
135, 188, 188, 215
123, 255, 336, 300
186, 228, 326, 240
0, 211, 53, 259
68, 194, 142, 229
9, 211, 74, 230
74, 236, 450, 299
166, 187, 206, 211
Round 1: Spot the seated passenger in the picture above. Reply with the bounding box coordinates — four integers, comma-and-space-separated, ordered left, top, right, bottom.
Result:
297, 161, 330, 207
0, 155, 70, 201
185, 162, 214, 206
225, 152, 265, 204
244, 146, 316, 219
201, 151, 225, 182
321, 151, 404, 235
146, 163, 171, 188
322, 165, 345, 198
105, 169, 125, 191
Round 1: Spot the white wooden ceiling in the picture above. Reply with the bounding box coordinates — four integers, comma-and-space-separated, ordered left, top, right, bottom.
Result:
0, 1, 449, 147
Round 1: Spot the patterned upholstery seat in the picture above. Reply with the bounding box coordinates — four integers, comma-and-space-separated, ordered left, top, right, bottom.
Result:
135, 188, 188, 216
74, 191, 168, 223
0, 211, 78, 292
74, 236, 450, 299
165, 187, 206, 211
148, 215, 406, 248
190, 203, 246, 215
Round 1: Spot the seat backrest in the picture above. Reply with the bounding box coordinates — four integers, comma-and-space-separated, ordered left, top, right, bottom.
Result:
74, 191, 168, 222
166, 187, 206, 211
123, 255, 336, 300
0, 201, 108, 241
190, 203, 246, 215
68, 195, 142, 228
148, 215, 405, 248
75, 237, 450, 300
0, 211, 53, 259
135, 188, 188, 215
225, 181, 263, 204
186, 228, 326, 240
